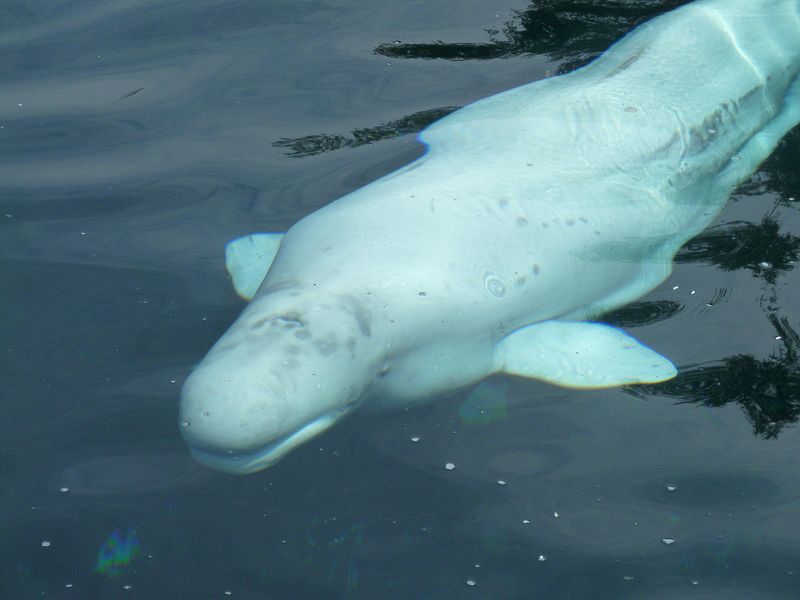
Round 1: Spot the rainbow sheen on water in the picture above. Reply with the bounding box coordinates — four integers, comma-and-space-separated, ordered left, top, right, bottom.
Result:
94, 528, 141, 576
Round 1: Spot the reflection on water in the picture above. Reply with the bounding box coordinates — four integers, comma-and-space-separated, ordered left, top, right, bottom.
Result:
638, 314, 800, 438
376, 0, 692, 72
273, 107, 459, 158
676, 212, 800, 285
94, 528, 140, 576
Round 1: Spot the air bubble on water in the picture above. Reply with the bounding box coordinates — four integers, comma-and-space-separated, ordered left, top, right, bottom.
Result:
65, 584, 73, 588
445, 462, 456, 470
410, 436, 420, 442
672, 286, 679, 290
41, 540, 51, 547
123, 584, 132, 590
497, 479, 507, 486
662, 538, 676, 545
759, 261, 773, 268
538, 554, 547, 561
691, 580, 699, 586
666, 484, 677, 492
60, 487, 69, 493
522, 519, 531, 524
466, 579, 476, 586
553, 512, 559, 518
623, 575, 634, 581
225, 592, 232, 596
181, 421, 190, 428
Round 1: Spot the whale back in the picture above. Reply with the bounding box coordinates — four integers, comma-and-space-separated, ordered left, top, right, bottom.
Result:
420, 0, 800, 192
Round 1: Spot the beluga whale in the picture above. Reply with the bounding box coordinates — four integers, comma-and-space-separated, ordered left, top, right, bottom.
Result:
180, 0, 800, 474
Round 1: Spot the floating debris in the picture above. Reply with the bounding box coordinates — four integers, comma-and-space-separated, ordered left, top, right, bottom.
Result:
119, 86, 145, 100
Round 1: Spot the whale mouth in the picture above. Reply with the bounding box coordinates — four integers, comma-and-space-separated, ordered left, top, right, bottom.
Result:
188, 407, 353, 475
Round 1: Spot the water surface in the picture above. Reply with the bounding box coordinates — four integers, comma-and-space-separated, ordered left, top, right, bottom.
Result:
3, 1, 800, 598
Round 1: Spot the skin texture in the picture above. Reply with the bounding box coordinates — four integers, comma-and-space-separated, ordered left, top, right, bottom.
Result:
180, 0, 800, 474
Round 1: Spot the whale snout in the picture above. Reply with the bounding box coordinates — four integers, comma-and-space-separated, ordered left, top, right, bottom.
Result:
178, 336, 363, 473
179, 292, 376, 473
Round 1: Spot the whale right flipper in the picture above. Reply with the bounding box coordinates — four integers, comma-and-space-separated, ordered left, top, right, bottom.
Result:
225, 233, 284, 301
494, 321, 677, 389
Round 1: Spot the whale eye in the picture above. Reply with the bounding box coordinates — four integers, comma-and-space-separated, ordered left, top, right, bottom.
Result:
272, 315, 304, 328
484, 273, 507, 298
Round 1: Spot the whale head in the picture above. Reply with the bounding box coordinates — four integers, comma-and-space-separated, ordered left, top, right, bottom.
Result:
179, 288, 375, 474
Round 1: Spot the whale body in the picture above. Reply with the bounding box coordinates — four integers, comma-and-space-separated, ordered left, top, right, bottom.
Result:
180, 0, 800, 474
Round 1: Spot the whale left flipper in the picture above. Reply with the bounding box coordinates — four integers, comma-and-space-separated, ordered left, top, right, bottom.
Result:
225, 233, 284, 301
494, 321, 677, 389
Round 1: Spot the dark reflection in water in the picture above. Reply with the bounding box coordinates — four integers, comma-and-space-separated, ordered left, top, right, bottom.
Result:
603, 300, 684, 328
742, 128, 800, 205
376, 0, 692, 73
676, 213, 800, 284
633, 314, 800, 439
273, 107, 458, 158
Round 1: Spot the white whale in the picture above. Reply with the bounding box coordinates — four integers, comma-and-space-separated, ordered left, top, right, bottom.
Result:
180, 0, 800, 474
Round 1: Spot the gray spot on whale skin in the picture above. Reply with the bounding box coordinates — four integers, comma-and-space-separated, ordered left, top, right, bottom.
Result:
340, 294, 372, 338
314, 333, 339, 356
603, 48, 645, 79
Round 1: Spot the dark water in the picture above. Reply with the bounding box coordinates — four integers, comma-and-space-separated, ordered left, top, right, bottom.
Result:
3, 1, 800, 598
